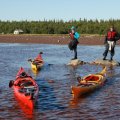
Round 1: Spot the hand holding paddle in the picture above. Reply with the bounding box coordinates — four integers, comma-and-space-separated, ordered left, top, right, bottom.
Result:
28, 59, 33, 62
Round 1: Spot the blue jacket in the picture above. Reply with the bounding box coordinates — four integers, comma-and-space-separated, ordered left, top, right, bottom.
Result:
74, 32, 80, 40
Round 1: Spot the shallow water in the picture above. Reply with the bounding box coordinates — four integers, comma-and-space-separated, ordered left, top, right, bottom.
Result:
0, 43, 120, 120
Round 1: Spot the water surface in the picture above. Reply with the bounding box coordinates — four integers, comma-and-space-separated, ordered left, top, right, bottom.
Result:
0, 43, 120, 120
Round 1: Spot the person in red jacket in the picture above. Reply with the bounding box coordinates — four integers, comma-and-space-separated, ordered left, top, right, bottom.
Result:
103, 26, 120, 61
34, 52, 43, 61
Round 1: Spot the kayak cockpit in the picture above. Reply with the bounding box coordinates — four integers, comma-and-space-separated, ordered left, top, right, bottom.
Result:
18, 86, 37, 98
79, 74, 103, 84
14, 78, 37, 99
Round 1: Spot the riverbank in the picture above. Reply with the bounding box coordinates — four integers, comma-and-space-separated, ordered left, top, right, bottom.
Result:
0, 34, 105, 45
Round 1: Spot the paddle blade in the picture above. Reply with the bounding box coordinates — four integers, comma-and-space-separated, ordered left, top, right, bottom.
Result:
9, 80, 14, 88
28, 59, 32, 62
77, 76, 82, 83
39, 52, 43, 54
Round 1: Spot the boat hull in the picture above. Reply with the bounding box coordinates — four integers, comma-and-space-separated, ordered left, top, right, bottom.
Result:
71, 67, 106, 98
13, 77, 39, 109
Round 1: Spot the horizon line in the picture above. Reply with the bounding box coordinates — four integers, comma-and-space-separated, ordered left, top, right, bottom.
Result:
0, 18, 120, 22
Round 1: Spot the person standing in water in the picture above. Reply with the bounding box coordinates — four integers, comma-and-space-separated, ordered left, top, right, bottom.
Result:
103, 26, 120, 61
68, 26, 80, 60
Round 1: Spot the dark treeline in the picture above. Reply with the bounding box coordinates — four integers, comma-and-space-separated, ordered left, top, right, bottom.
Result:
0, 19, 120, 34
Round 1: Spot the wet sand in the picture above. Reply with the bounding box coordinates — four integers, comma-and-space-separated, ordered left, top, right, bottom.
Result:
0, 34, 105, 45
0, 35, 104, 45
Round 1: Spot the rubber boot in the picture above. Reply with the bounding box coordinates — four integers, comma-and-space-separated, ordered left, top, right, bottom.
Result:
103, 56, 106, 60
109, 56, 113, 61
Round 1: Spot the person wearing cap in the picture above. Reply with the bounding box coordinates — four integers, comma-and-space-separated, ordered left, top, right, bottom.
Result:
103, 26, 120, 61
33, 52, 43, 64
68, 26, 80, 60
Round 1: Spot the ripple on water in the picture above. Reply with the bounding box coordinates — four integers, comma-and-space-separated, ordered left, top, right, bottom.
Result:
0, 44, 120, 120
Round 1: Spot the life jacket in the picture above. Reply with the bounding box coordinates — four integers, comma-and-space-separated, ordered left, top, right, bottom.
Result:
16, 67, 30, 79
35, 54, 43, 61
69, 32, 74, 40
69, 32, 80, 42
107, 31, 117, 40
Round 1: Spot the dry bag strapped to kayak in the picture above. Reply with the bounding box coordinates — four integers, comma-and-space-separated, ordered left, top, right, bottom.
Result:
68, 39, 78, 50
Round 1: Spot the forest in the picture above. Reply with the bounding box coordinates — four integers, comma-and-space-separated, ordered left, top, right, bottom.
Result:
0, 19, 120, 34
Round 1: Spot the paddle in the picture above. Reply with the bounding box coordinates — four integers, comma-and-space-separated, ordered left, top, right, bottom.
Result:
39, 51, 43, 54
9, 80, 14, 88
28, 59, 33, 62
77, 76, 82, 83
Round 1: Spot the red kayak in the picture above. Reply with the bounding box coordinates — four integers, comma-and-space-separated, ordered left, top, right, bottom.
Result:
9, 67, 39, 109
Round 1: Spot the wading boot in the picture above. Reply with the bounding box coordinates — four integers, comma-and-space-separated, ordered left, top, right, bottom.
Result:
109, 57, 113, 62
103, 57, 106, 60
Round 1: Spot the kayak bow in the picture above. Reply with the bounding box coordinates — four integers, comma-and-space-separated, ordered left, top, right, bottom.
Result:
9, 67, 39, 109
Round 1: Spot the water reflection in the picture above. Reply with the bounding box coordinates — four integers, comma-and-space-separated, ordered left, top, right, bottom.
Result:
106, 65, 115, 77
38, 78, 66, 111
69, 96, 87, 108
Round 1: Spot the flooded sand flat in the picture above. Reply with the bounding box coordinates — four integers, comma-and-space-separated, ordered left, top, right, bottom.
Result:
0, 43, 120, 120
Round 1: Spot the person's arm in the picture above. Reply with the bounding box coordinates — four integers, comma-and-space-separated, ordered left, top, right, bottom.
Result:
104, 35, 107, 44
115, 32, 120, 41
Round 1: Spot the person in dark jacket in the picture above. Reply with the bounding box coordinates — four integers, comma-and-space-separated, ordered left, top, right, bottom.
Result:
103, 26, 120, 61
68, 26, 80, 60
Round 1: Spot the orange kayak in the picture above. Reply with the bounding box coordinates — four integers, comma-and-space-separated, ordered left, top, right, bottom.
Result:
9, 67, 39, 109
71, 67, 107, 99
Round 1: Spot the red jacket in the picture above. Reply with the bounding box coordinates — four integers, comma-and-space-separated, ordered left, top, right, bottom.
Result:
69, 32, 74, 40
107, 31, 117, 41
35, 54, 43, 61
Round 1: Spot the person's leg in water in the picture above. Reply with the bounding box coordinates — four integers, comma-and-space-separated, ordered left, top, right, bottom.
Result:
103, 43, 109, 60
